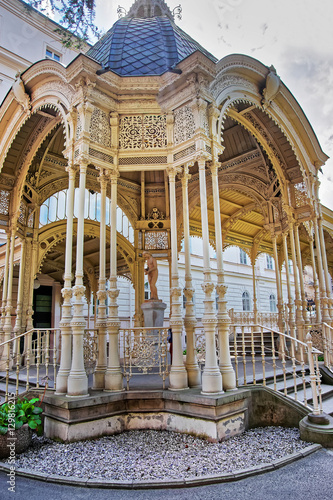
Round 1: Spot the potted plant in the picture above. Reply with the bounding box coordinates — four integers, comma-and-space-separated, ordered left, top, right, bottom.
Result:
0, 397, 43, 459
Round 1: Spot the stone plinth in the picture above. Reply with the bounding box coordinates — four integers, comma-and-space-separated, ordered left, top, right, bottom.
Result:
141, 300, 166, 328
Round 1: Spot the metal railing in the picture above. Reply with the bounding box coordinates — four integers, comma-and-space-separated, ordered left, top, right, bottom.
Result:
0, 321, 331, 417
228, 324, 323, 414
119, 327, 169, 390
0, 328, 60, 401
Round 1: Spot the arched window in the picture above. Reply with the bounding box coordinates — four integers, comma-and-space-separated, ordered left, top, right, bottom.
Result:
39, 189, 134, 243
242, 291, 251, 311
270, 294, 277, 312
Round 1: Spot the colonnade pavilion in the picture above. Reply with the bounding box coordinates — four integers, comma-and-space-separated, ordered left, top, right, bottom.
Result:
0, 0, 333, 403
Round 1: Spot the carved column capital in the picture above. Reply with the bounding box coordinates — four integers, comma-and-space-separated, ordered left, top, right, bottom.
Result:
201, 282, 215, 296
196, 151, 210, 167
166, 165, 182, 180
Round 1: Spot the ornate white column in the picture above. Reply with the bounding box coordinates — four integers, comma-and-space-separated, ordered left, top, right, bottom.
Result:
318, 217, 333, 314
13, 238, 26, 336
105, 169, 123, 392
180, 164, 201, 387
251, 261, 258, 324
67, 160, 88, 397
272, 235, 284, 333
93, 170, 108, 390
288, 216, 305, 343
210, 161, 235, 391
0, 232, 10, 332
294, 223, 309, 328
309, 231, 321, 323
0, 226, 16, 368
198, 156, 223, 394
167, 166, 188, 390
282, 232, 296, 339
56, 165, 76, 394
313, 218, 330, 322
313, 175, 332, 318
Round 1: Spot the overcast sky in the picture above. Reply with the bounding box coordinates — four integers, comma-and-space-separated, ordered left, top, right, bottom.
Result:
93, 0, 333, 209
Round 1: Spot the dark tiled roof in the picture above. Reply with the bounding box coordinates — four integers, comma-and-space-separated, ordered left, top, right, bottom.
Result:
87, 16, 217, 76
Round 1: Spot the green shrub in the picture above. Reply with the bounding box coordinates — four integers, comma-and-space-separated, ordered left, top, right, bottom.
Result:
0, 398, 43, 435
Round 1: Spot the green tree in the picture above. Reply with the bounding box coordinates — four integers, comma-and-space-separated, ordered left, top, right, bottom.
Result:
26, 0, 100, 47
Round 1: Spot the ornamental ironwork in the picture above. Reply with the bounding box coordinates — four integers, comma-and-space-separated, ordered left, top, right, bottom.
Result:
120, 327, 169, 390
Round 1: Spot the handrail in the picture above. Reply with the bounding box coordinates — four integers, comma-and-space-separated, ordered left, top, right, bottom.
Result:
0, 328, 60, 348
228, 323, 323, 415
235, 323, 323, 354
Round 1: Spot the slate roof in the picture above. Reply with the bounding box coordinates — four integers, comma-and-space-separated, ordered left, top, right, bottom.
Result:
87, 16, 217, 76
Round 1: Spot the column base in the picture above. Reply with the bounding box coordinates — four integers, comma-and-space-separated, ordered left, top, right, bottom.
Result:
67, 371, 88, 397
92, 369, 106, 390
186, 363, 201, 388
169, 366, 188, 390
55, 370, 70, 395
202, 368, 223, 395
220, 366, 237, 391
104, 369, 123, 392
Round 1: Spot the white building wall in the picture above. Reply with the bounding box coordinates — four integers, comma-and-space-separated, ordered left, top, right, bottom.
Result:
0, 0, 87, 103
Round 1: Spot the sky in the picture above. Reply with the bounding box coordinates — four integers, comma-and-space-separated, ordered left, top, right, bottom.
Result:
93, 1, 333, 209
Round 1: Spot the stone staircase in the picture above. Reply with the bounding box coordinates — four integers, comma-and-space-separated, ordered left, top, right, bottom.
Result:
230, 329, 278, 356
263, 365, 333, 416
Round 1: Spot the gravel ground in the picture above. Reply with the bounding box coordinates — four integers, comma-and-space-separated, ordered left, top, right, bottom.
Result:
3, 427, 313, 481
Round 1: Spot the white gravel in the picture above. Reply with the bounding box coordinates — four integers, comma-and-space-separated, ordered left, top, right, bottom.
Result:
4, 427, 313, 481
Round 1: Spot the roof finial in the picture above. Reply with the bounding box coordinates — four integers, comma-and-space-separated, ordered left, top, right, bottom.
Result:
126, 1, 179, 21
117, 6, 127, 18
172, 4, 182, 20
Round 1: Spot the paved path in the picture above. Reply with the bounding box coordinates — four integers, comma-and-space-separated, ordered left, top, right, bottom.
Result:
1, 448, 332, 500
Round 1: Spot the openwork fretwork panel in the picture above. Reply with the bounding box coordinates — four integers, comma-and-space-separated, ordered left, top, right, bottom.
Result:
294, 181, 310, 208
145, 231, 168, 250
18, 200, 27, 225
89, 108, 111, 147
0, 190, 10, 215
119, 156, 167, 165
120, 327, 169, 390
76, 114, 82, 139
173, 145, 196, 162
119, 115, 167, 149
89, 147, 114, 164
174, 105, 195, 145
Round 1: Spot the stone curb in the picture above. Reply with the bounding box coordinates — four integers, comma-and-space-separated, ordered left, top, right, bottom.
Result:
0, 444, 322, 489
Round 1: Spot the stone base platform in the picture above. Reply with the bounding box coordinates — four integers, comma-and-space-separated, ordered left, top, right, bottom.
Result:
42, 385, 310, 443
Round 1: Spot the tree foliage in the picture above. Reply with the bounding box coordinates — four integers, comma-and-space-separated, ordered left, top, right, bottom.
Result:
26, 0, 100, 47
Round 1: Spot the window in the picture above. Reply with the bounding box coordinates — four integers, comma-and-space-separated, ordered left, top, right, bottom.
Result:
240, 249, 247, 265
269, 294, 277, 312
288, 259, 293, 274
266, 254, 274, 270
242, 291, 251, 311
45, 48, 61, 62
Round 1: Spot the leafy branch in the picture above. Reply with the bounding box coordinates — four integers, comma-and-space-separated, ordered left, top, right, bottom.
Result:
25, 0, 101, 47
